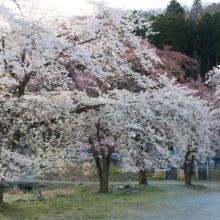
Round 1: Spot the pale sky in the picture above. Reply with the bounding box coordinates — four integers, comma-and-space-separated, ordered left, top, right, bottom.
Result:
41, 0, 220, 15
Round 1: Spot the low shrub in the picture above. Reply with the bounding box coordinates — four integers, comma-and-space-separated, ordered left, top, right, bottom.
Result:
110, 166, 122, 176
9, 186, 23, 195
152, 171, 164, 180
178, 170, 185, 180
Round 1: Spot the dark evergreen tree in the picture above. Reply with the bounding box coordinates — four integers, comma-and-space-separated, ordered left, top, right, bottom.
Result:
148, 9, 186, 52
184, 17, 196, 57
147, 14, 156, 22
166, 0, 185, 15
164, 9, 186, 52
196, 12, 213, 76
147, 14, 165, 49
133, 0, 220, 76
211, 11, 220, 66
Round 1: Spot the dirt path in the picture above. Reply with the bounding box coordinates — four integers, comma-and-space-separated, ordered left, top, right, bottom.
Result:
137, 182, 220, 220
142, 192, 220, 220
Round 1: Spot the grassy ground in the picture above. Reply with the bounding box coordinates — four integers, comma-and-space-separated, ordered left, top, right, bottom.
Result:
0, 183, 170, 220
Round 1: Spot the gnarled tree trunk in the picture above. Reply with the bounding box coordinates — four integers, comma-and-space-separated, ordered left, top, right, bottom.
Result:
0, 179, 3, 204
184, 150, 196, 186
139, 169, 148, 185
93, 149, 112, 193
98, 156, 111, 193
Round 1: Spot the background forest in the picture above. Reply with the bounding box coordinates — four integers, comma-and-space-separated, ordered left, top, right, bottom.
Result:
135, 0, 220, 77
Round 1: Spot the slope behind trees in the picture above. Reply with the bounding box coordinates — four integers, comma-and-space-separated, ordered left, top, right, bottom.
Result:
205, 2, 220, 14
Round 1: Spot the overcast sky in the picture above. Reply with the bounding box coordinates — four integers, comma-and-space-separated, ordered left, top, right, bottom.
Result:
42, 0, 220, 15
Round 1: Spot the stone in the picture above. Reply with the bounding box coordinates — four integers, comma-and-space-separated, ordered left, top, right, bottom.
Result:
113, 184, 138, 193
15, 199, 27, 203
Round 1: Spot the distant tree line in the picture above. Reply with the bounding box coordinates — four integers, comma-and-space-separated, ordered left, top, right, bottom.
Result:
138, 0, 220, 21
134, 0, 220, 77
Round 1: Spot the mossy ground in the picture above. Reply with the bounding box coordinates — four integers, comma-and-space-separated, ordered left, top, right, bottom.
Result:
0, 183, 169, 220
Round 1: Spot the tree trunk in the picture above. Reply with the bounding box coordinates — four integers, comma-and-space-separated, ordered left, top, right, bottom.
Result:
184, 150, 195, 186
92, 149, 111, 193
139, 169, 148, 185
98, 157, 111, 193
0, 179, 3, 204
184, 162, 192, 186
92, 122, 113, 193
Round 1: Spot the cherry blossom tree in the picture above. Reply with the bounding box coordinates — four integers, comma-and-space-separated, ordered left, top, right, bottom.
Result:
0, 0, 215, 203
73, 75, 213, 190
114, 76, 212, 186
0, 0, 161, 198
55, 1, 213, 190
56, 0, 162, 89
124, 42, 199, 82
0, 0, 79, 203
205, 65, 220, 143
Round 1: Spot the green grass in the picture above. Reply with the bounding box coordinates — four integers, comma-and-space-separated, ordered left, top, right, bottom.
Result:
109, 166, 123, 176
0, 183, 168, 220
